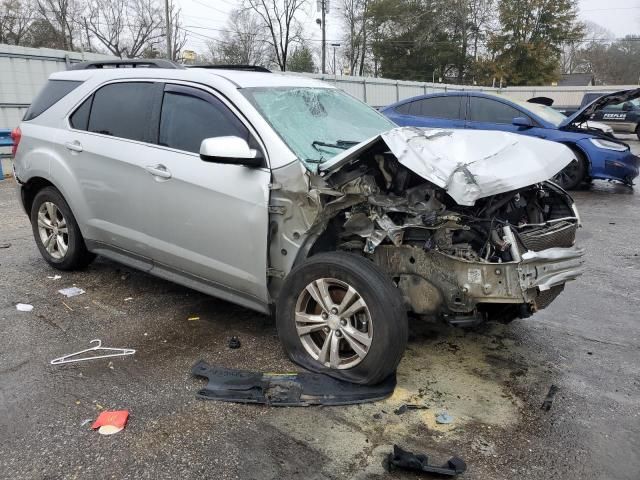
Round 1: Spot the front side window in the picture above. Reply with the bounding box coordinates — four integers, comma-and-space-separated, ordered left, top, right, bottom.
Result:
159, 86, 249, 154
87, 82, 155, 142
415, 96, 463, 119
242, 87, 395, 169
469, 97, 522, 124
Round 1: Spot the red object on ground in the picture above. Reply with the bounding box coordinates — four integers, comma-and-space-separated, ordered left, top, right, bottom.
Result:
91, 410, 129, 430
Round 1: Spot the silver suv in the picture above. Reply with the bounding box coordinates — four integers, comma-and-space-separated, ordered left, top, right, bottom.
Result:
13, 60, 584, 384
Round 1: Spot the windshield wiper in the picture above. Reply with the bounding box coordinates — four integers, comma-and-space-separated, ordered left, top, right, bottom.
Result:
311, 139, 360, 152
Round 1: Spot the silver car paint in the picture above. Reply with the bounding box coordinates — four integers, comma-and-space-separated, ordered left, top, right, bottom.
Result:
14, 67, 583, 316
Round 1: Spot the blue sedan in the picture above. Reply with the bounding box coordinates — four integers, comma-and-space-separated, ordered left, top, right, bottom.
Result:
381, 90, 640, 189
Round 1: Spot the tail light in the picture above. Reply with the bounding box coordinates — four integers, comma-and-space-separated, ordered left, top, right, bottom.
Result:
10, 127, 21, 157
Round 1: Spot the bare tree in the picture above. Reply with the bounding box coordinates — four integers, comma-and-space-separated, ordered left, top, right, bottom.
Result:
207, 9, 271, 65
36, 0, 80, 50
83, 0, 164, 58
244, 0, 307, 71
0, 0, 35, 45
341, 0, 370, 75
167, 0, 187, 61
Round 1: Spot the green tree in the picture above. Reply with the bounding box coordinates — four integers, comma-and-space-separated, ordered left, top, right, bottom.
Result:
489, 0, 584, 86
287, 45, 315, 72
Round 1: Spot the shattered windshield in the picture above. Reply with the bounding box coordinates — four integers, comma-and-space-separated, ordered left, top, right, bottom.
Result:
242, 87, 395, 169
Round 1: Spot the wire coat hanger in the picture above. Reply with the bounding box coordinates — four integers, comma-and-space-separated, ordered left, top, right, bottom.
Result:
50, 339, 136, 365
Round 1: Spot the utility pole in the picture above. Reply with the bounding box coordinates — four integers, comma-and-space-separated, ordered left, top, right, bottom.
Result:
321, 0, 326, 74
164, 0, 172, 60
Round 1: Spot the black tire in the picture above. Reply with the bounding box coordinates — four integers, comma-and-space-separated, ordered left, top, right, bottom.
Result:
553, 152, 587, 190
30, 187, 95, 270
276, 251, 408, 385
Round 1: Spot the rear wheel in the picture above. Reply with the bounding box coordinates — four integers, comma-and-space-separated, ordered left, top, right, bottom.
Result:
276, 252, 408, 385
30, 187, 95, 270
552, 152, 587, 190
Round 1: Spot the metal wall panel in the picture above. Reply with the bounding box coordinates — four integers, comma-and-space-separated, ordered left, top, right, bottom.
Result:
292, 72, 636, 109
0, 44, 113, 129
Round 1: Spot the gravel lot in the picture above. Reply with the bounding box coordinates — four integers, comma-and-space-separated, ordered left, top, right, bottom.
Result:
1, 140, 639, 479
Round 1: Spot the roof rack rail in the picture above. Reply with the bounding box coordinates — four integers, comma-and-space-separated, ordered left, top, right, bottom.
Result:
69, 59, 185, 70
188, 64, 271, 73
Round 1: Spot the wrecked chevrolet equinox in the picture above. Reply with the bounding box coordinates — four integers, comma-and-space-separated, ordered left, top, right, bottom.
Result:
12, 61, 584, 384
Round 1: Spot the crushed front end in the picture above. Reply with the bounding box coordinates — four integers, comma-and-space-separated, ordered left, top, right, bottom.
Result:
268, 128, 585, 325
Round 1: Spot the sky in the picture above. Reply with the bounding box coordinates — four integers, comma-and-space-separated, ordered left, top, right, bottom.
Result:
177, 0, 640, 56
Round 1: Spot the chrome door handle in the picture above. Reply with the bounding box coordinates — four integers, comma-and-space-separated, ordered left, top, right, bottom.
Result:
64, 141, 83, 152
145, 164, 172, 179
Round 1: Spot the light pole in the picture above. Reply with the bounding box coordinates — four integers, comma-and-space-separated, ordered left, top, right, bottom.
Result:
164, 0, 171, 60
321, 0, 326, 74
331, 43, 340, 75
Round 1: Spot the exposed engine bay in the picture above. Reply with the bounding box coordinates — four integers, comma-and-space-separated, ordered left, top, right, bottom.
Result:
268, 127, 585, 326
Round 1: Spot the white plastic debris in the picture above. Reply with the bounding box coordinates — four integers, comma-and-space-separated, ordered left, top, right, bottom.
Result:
58, 287, 86, 298
16, 303, 34, 312
435, 412, 454, 424
47, 275, 62, 280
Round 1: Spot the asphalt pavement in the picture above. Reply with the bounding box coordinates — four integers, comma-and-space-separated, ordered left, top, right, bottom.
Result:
1, 141, 639, 479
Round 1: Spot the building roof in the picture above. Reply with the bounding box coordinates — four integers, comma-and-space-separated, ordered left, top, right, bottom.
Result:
556, 73, 595, 87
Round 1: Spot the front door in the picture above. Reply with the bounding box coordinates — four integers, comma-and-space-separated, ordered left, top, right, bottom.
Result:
139, 83, 271, 307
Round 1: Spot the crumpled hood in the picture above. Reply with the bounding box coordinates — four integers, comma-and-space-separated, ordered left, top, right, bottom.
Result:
560, 88, 640, 128
320, 127, 574, 206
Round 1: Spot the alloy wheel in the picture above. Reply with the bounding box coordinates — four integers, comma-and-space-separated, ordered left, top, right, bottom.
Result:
294, 278, 373, 369
37, 202, 69, 260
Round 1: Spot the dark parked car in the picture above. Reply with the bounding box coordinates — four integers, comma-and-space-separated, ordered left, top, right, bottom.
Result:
381, 90, 640, 189
561, 92, 640, 140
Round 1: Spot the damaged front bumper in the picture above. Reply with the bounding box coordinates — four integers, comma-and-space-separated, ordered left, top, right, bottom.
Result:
372, 243, 584, 317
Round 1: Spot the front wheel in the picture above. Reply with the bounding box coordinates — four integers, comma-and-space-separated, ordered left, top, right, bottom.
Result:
276, 252, 408, 385
552, 154, 587, 190
30, 187, 95, 270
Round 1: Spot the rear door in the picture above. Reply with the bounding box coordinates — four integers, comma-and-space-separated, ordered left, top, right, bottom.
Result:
139, 83, 271, 304
60, 80, 161, 264
392, 95, 465, 128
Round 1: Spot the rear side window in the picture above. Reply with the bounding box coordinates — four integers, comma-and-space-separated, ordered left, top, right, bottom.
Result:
69, 96, 92, 130
415, 96, 463, 119
87, 82, 155, 142
24, 80, 82, 121
469, 97, 522, 124
395, 102, 413, 114
159, 86, 249, 154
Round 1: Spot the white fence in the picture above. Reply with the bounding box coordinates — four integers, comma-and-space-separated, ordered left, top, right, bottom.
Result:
0, 45, 112, 129
1, 42, 638, 130
298, 73, 639, 108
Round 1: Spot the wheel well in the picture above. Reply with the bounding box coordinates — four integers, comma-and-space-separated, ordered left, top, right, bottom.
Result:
560, 143, 587, 164
22, 177, 56, 215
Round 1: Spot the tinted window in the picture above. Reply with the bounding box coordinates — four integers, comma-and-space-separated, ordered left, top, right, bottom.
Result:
159, 88, 249, 154
88, 82, 155, 141
415, 96, 462, 119
469, 97, 522, 124
24, 80, 82, 121
395, 102, 413, 114
69, 96, 93, 130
